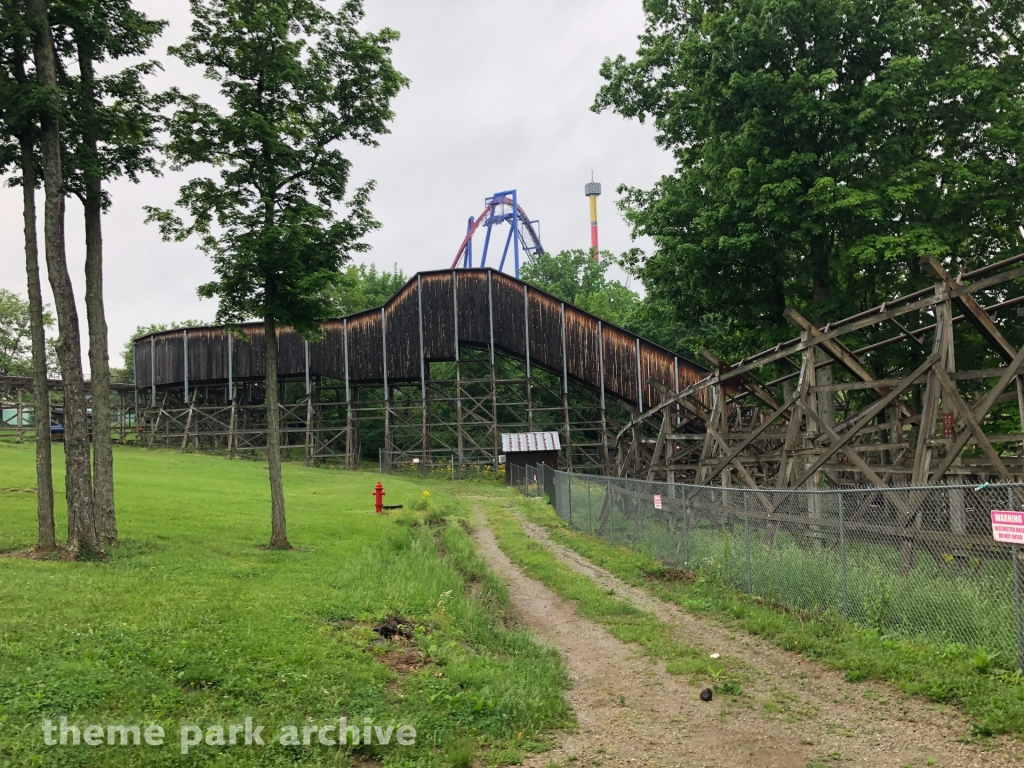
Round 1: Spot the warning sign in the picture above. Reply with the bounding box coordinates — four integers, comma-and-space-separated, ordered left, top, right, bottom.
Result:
991, 510, 1024, 543
653, 494, 662, 510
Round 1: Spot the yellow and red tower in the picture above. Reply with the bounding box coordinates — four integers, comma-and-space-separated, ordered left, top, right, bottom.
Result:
585, 177, 601, 260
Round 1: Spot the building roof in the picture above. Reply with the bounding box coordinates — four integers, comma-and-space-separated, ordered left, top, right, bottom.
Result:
501, 431, 561, 453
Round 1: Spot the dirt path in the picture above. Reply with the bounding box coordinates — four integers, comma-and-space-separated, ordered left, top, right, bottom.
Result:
472, 505, 1020, 767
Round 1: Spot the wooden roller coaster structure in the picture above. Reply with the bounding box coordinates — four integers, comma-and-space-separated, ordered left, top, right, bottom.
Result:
622, 253, 1024, 488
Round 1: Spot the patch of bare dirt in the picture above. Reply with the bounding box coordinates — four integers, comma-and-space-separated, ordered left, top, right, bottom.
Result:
507, 511, 1022, 768
0, 546, 68, 560
380, 645, 427, 675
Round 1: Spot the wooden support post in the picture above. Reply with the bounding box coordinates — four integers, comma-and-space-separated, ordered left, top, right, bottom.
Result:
488, 272, 499, 469
561, 302, 572, 471
226, 386, 237, 457
524, 285, 534, 431
180, 399, 195, 453
599, 321, 609, 474
453, 273, 464, 477
418, 275, 429, 468
16, 388, 24, 442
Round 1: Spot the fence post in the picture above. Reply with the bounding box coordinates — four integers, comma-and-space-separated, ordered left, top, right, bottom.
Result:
1012, 486, 1024, 671
587, 476, 593, 535
568, 471, 573, 526
839, 491, 848, 621
682, 485, 689, 567
744, 491, 752, 593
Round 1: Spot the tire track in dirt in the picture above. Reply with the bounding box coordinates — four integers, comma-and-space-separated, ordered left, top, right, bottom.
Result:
507, 510, 1019, 767
473, 515, 808, 768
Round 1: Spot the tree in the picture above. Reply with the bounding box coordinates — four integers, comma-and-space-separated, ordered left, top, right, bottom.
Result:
520, 249, 640, 328
54, 0, 166, 546
147, 0, 407, 549
113, 319, 206, 383
594, 0, 1024, 361
326, 262, 406, 315
0, 1, 56, 550
0, 288, 55, 375
24, 0, 98, 555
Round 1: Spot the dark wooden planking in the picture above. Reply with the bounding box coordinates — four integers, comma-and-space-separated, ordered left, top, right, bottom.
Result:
601, 324, 638, 404
135, 339, 152, 388
385, 282, 420, 382
422, 272, 457, 361
565, 306, 600, 386
492, 273, 527, 358
135, 269, 710, 404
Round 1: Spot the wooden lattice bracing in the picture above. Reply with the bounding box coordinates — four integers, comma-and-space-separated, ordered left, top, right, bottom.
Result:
618, 254, 1024, 488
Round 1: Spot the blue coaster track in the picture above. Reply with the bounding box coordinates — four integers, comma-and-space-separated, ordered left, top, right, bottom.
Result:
450, 189, 545, 279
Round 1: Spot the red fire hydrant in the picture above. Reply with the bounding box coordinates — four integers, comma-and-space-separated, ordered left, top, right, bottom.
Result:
373, 482, 386, 514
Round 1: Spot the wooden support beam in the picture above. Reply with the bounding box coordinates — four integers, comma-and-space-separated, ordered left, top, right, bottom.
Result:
791, 355, 938, 490
701, 392, 799, 486
784, 307, 916, 419
699, 348, 782, 411
933, 366, 1010, 480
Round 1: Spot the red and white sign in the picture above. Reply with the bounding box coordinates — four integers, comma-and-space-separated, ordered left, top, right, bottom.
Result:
653, 494, 662, 510
991, 510, 1024, 543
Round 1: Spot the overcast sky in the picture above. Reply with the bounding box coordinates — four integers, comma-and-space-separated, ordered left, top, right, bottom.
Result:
0, 0, 672, 373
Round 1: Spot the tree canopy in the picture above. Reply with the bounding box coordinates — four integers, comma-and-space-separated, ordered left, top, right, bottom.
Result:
147, 0, 408, 336
595, 0, 1024, 360
327, 262, 407, 315
520, 249, 641, 329
0, 288, 53, 377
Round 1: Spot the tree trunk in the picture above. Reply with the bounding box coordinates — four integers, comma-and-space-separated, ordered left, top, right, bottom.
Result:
77, 38, 117, 546
19, 129, 56, 551
264, 314, 291, 549
26, 0, 99, 557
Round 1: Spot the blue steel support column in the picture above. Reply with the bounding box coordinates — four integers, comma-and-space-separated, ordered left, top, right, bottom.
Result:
512, 189, 521, 279
464, 217, 474, 268
480, 202, 495, 267
498, 226, 515, 274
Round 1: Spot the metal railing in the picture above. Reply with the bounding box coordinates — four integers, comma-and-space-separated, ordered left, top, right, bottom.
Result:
510, 464, 1024, 669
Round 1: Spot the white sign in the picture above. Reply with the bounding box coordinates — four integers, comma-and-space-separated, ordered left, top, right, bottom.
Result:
992, 510, 1024, 543
412, 458, 420, 464
653, 494, 662, 510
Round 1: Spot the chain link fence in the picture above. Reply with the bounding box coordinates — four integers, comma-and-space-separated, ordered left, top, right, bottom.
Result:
509, 464, 1024, 668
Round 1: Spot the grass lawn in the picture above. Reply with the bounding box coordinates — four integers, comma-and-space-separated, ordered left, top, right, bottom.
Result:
0, 441, 570, 767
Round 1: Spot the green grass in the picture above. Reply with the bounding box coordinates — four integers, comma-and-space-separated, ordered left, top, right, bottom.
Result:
476, 490, 745, 691
0, 442, 570, 766
566, 478, 1021, 661
515, 492, 1024, 737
